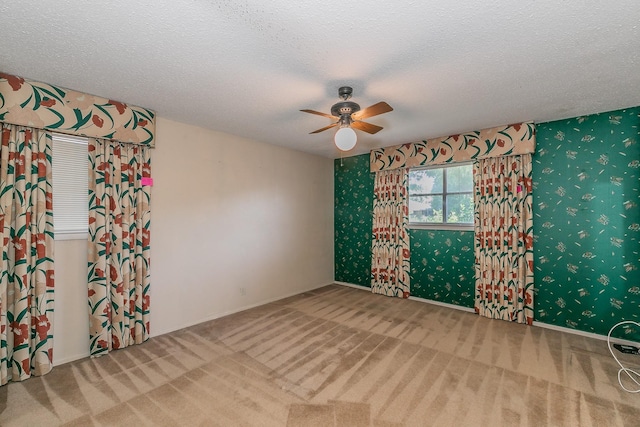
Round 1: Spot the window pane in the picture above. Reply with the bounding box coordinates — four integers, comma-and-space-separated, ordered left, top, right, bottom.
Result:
446, 193, 474, 223
408, 162, 473, 226
409, 168, 443, 194
446, 164, 473, 192
409, 195, 443, 223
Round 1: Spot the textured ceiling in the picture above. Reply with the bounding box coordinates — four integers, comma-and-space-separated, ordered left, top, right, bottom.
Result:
1, 1, 639, 158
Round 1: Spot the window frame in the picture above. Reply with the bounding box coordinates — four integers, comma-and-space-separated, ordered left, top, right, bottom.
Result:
51, 133, 89, 241
408, 161, 474, 231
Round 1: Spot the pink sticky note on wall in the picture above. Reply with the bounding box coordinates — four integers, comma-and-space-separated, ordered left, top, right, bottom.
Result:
141, 177, 153, 186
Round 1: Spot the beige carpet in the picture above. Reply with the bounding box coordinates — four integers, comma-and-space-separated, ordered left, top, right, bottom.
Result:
1, 284, 639, 426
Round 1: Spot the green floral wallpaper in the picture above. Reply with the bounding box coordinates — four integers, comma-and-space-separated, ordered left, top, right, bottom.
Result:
409, 229, 474, 307
334, 153, 475, 306
335, 106, 640, 340
335, 155, 375, 286
533, 107, 640, 340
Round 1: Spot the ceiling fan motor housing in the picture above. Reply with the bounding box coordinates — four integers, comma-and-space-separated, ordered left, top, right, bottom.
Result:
333, 86, 359, 125
331, 101, 360, 122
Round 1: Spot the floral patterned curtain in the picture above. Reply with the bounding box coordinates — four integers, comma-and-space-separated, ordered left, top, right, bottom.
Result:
0, 124, 54, 385
371, 168, 410, 298
0, 72, 156, 146
370, 122, 535, 172
88, 138, 151, 356
474, 154, 534, 324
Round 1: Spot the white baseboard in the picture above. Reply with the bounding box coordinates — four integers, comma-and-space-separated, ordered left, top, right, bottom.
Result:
533, 320, 640, 347
53, 281, 336, 367
335, 281, 475, 312
334, 281, 639, 346
408, 295, 476, 313
54, 281, 638, 367
334, 281, 370, 291
54, 351, 90, 366
152, 281, 336, 338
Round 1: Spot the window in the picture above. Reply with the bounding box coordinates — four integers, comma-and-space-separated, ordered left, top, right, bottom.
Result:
408, 162, 473, 228
51, 133, 88, 239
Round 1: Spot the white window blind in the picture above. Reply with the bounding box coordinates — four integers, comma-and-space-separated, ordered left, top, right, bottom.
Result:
52, 133, 88, 237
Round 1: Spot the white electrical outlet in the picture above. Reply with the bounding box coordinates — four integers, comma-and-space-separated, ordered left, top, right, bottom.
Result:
239, 287, 246, 296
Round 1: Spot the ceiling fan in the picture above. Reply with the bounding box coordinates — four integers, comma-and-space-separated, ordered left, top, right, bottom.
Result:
301, 86, 393, 151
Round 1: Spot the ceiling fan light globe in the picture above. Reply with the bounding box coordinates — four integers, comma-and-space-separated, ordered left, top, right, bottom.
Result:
335, 127, 357, 151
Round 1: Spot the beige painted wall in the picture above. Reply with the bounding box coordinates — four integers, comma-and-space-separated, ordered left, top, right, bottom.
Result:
52, 116, 334, 364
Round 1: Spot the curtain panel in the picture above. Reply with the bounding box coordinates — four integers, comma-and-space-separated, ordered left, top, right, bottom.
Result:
0, 72, 155, 147
473, 155, 534, 324
371, 168, 410, 298
0, 124, 54, 385
88, 138, 151, 356
370, 123, 535, 172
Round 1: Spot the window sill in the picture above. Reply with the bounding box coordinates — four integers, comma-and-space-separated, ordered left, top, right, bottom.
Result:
408, 223, 473, 232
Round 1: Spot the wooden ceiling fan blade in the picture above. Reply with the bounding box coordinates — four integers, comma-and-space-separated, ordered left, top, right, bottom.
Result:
352, 121, 383, 134
310, 122, 339, 134
352, 102, 393, 120
300, 109, 337, 119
